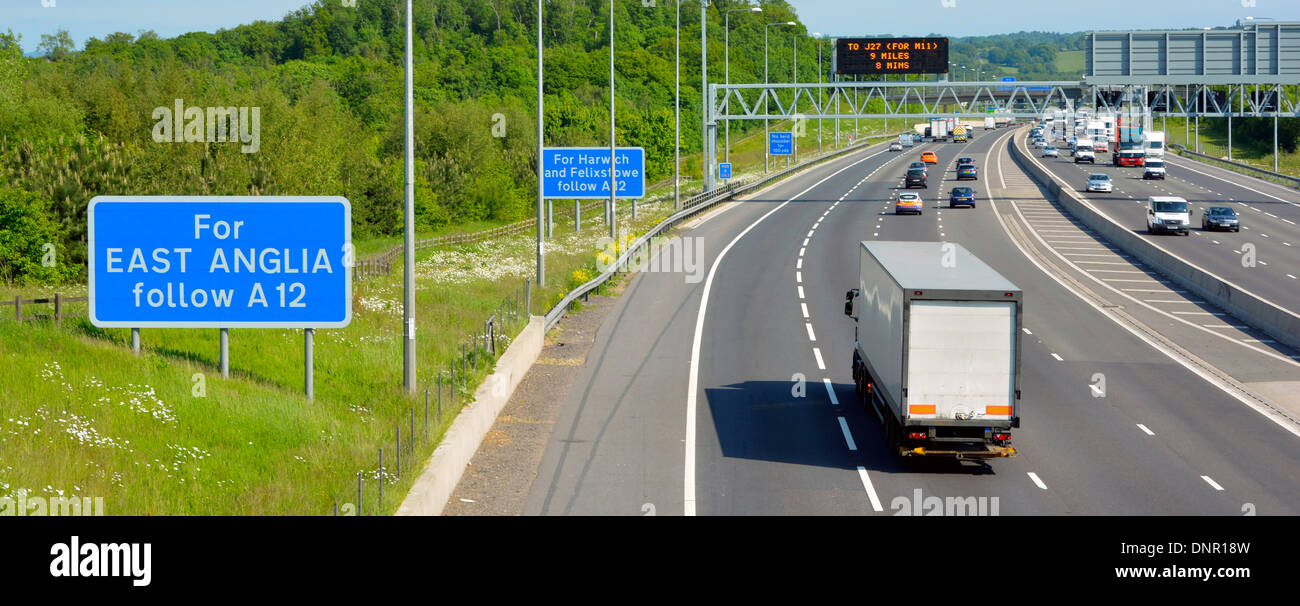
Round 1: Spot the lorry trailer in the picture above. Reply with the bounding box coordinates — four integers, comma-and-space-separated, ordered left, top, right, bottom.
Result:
845, 241, 1022, 459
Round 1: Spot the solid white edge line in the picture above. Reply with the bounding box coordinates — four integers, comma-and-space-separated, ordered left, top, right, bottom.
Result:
823, 378, 839, 405
837, 417, 858, 451
857, 466, 885, 512
1027, 472, 1048, 490
685, 147, 889, 516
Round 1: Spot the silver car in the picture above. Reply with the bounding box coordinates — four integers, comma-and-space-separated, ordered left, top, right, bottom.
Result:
1042, 146, 1059, 158
1086, 173, 1112, 193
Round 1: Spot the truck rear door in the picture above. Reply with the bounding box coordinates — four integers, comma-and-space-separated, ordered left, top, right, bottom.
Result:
905, 301, 1016, 422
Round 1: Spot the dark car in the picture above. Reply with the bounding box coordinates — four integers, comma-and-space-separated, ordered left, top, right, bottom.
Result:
1202, 206, 1241, 232
905, 168, 928, 188
957, 156, 975, 166
956, 163, 978, 180
909, 161, 928, 174
949, 186, 976, 208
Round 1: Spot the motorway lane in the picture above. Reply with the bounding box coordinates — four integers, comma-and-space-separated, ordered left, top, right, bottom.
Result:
1029, 142, 1300, 312
523, 128, 1300, 516
522, 139, 917, 515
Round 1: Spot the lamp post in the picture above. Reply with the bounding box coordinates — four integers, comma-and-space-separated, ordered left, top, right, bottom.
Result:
402, 0, 416, 393
725, 6, 762, 165
791, 27, 798, 166
608, 0, 615, 239
535, 0, 545, 289
765, 20, 796, 173
815, 32, 822, 156
675, 0, 681, 210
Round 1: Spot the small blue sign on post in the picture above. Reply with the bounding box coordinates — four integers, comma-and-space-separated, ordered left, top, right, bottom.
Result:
718, 162, 732, 180
88, 196, 352, 328
542, 147, 645, 198
769, 132, 794, 156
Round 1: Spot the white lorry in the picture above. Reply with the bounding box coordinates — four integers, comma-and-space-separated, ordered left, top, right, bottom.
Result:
929, 117, 949, 141
1073, 137, 1096, 163
845, 241, 1022, 459
984, 116, 996, 130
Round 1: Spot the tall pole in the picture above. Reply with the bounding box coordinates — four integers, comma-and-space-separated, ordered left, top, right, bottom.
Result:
609, 0, 616, 240
701, 0, 708, 192
402, 0, 416, 394
1275, 85, 1280, 172
536, 0, 545, 287
725, 11, 731, 166
817, 36, 822, 155
792, 32, 797, 166
764, 25, 769, 173
675, 0, 681, 211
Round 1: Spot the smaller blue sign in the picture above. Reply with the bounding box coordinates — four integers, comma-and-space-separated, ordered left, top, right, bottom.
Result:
718, 163, 732, 180
769, 132, 794, 156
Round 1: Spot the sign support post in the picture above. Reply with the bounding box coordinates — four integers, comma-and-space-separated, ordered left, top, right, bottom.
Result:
305, 328, 314, 400
220, 328, 229, 378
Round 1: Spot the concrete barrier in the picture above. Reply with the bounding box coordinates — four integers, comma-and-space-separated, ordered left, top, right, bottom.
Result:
397, 315, 545, 516
1009, 132, 1300, 351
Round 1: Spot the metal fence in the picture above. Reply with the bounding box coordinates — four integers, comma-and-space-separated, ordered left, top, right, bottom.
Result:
0, 294, 87, 326
331, 277, 532, 516
1171, 144, 1300, 190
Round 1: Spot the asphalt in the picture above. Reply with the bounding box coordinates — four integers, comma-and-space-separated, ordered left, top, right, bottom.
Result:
518, 128, 1300, 516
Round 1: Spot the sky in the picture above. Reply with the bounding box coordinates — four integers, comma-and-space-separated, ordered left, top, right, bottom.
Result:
4, 0, 1300, 53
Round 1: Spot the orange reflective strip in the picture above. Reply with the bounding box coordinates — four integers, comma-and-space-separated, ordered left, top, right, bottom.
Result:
986, 405, 1013, 415
908, 404, 936, 415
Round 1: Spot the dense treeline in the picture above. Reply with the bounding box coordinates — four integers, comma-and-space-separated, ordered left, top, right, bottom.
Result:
0, 0, 1097, 283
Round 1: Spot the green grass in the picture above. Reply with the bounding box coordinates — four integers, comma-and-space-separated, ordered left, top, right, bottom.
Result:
1055, 50, 1085, 75
1158, 116, 1300, 180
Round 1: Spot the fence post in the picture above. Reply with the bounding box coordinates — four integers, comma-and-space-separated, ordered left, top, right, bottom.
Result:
378, 448, 384, 510
54, 293, 61, 327
357, 471, 363, 517
410, 408, 415, 454
396, 425, 401, 477
424, 388, 429, 434
14, 296, 20, 321
525, 277, 531, 316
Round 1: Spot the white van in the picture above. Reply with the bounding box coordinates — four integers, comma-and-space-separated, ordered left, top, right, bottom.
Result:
1147, 196, 1190, 235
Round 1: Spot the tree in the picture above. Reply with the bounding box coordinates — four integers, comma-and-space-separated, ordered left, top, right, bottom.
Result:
0, 188, 79, 284
38, 29, 75, 61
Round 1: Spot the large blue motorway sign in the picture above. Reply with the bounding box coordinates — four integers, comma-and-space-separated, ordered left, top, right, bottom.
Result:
542, 147, 645, 198
769, 132, 794, 156
88, 196, 352, 328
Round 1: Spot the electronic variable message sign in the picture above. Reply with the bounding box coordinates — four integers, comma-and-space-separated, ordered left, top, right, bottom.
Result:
88, 196, 352, 328
836, 37, 948, 75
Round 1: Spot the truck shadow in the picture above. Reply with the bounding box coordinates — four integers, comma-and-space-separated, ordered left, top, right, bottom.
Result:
704, 380, 997, 477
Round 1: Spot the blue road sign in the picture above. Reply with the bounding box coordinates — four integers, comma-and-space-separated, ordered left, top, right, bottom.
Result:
769, 132, 794, 156
88, 196, 352, 328
542, 147, 645, 199
718, 162, 732, 180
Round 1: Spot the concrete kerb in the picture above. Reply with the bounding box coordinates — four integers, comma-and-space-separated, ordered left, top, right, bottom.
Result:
1008, 131, 1300, 351
396, 315, 545, 516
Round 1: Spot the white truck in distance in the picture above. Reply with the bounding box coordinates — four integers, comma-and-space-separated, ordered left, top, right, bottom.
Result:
984, 116, 996, 130
845, 241, 1022, 459
929, 117, 949, 141
1074, 137, 1096, 163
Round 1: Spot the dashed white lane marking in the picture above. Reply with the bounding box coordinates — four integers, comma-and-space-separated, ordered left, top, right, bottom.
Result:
806, 229, 814, 238
1288, 274, 1298, 280
1050, 353, 1063, 361
796, 271, 802, 283
857, 467, 884, 512
1201, 475, 1225, 491
799, 247, 806, 256
1023, 328, 1033, 335
1027, 472, 1048, 490
805, 323, 817, 341
800, 302, 809, 318
823, 378, 839, 405
1136, 423, 1155, 436
837, 417, 858, 451
798, 286, 805, 299
796, 258, 803, 269
813, 347, 826, 370
803, 237, 809, 246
